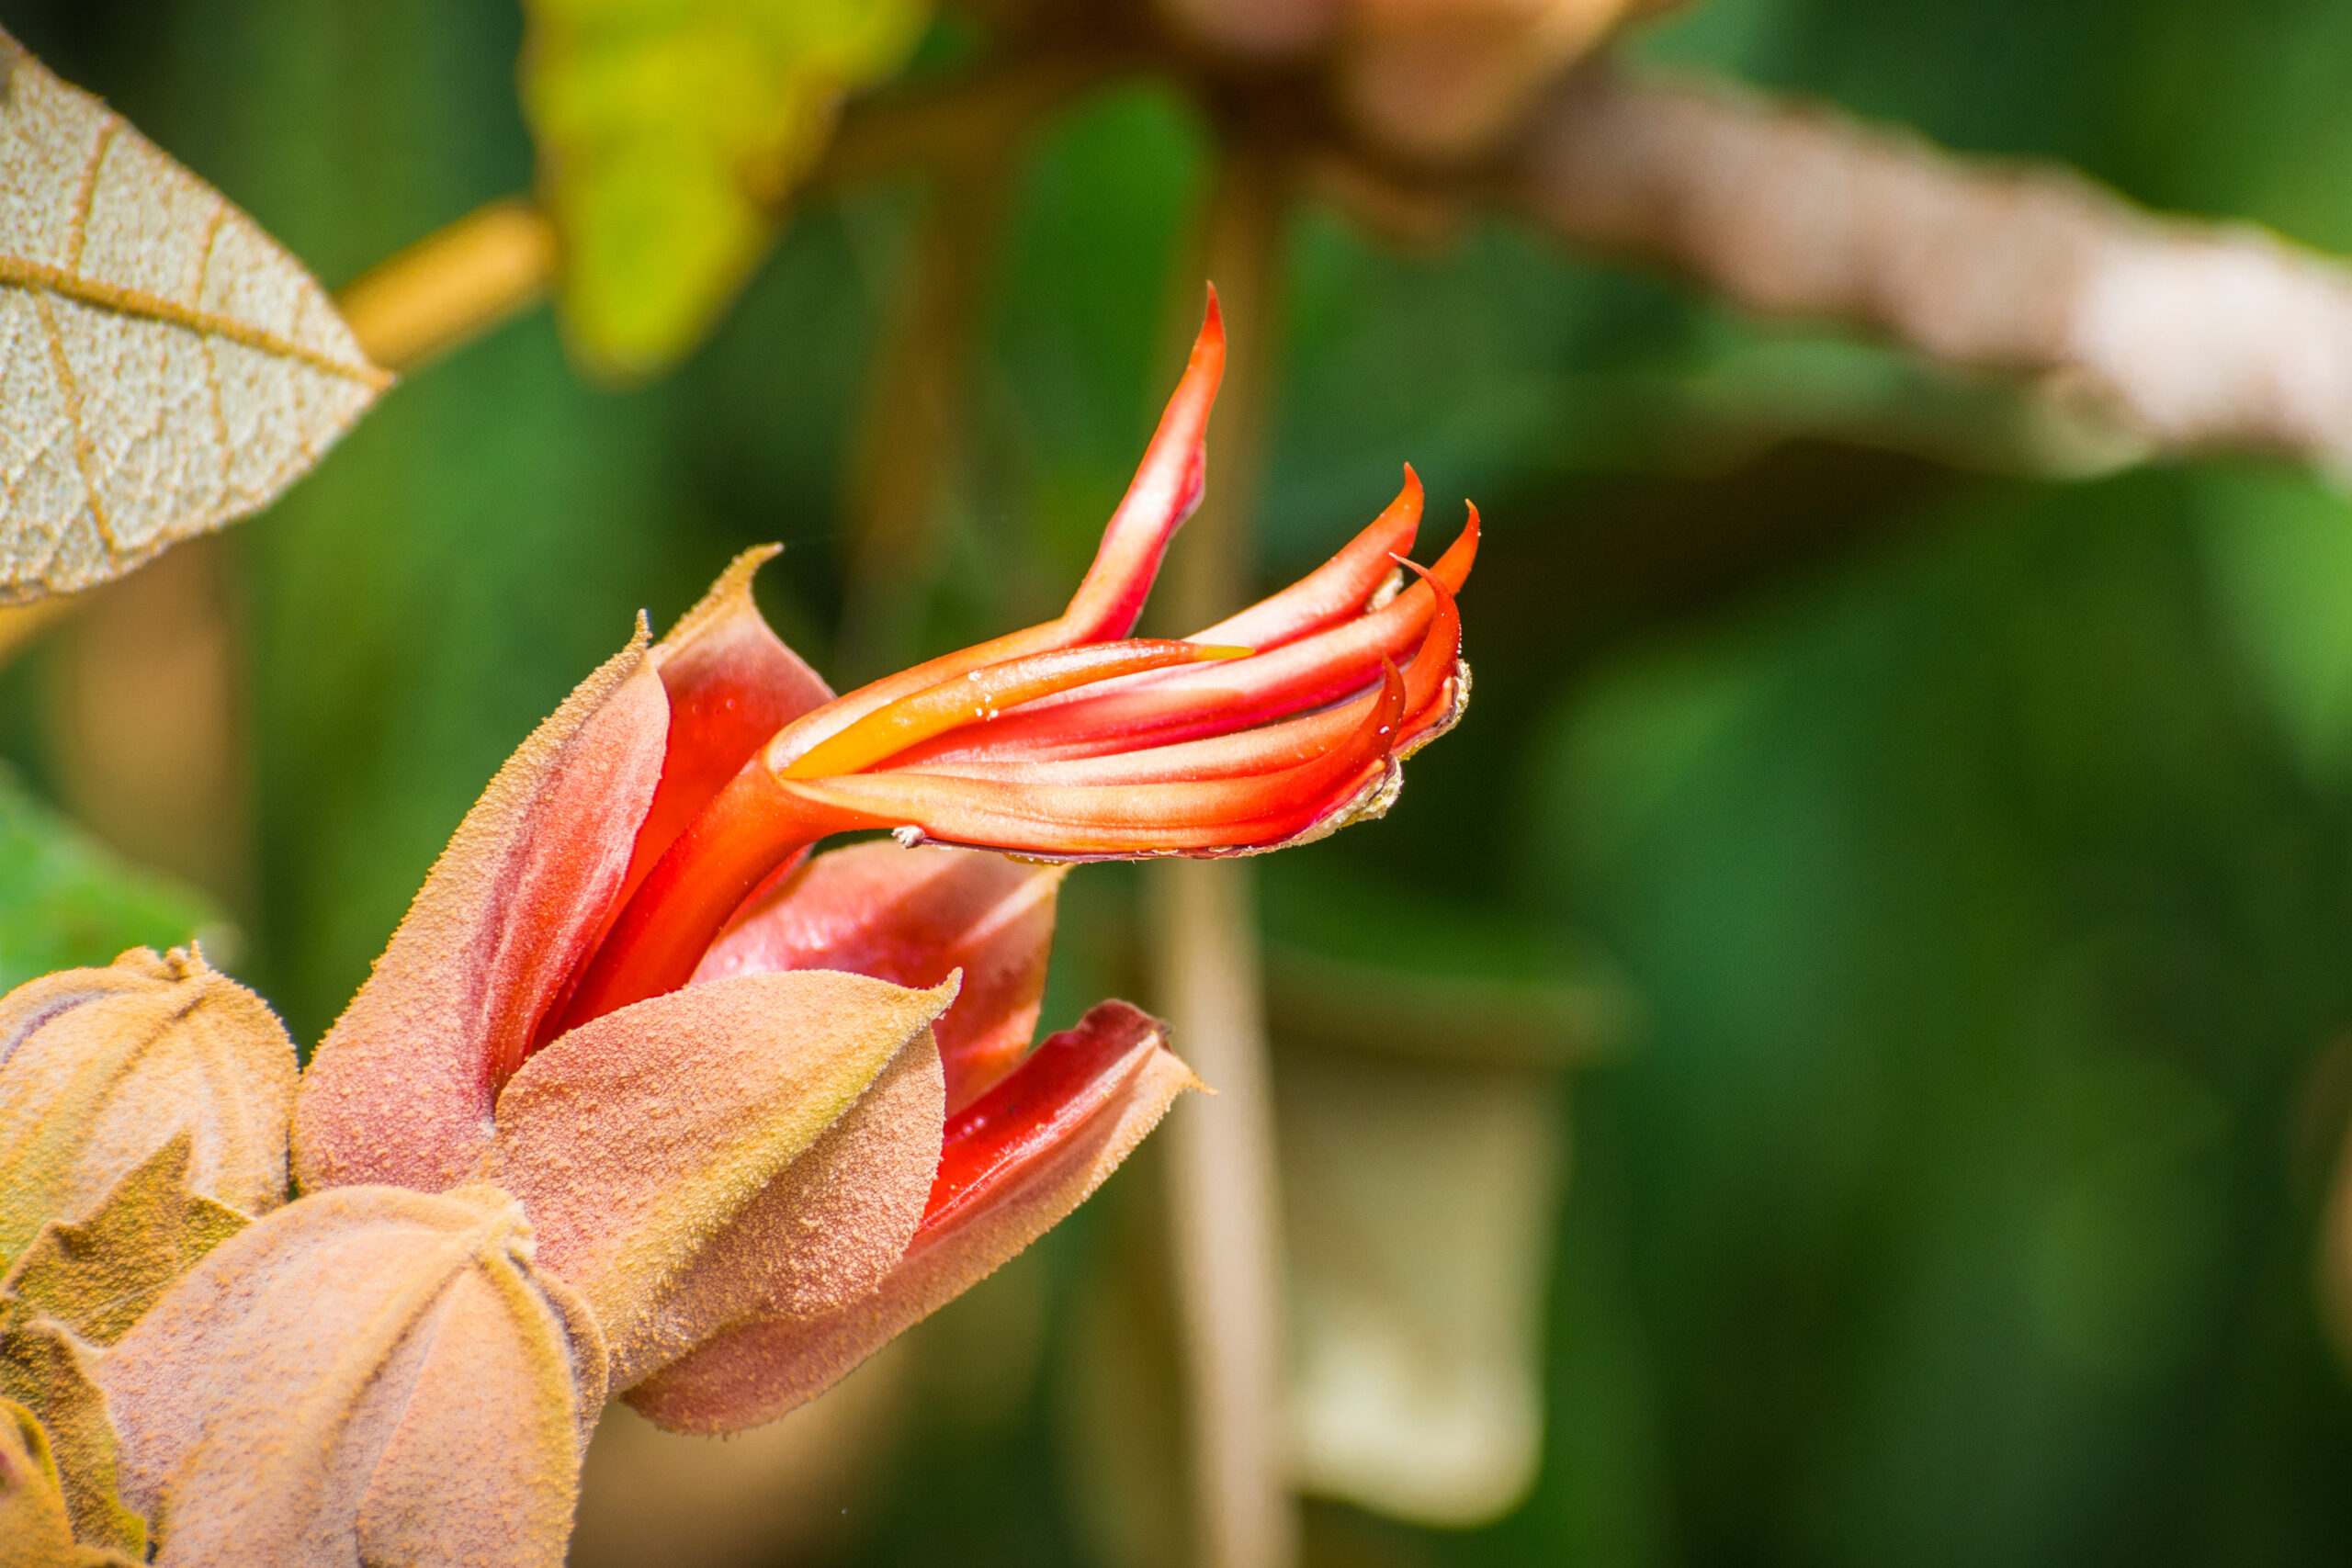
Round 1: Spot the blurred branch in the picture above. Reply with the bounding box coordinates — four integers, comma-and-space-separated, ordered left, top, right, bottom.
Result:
1507, 62, 2352, 472
335, 197, 556, 373
1262, 944, 1630, 1072
1152, 142, 1298, 1568
834, 100, 1028, 682
812, 45, 1128, 196
44, 536, 254, 942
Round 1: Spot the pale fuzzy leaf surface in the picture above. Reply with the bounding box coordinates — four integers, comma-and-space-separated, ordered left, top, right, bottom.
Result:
2, 1133, 247, 1346
622, 1021, 940, 1388
0, 1312, 141, 1559
697, 841, 1065, 1113
521, 0, 929, 378
0, 948, 293, 1263
96, 1183, 604, 1568
0, 33, 387, 604
628, 1006, 1198, 1433
294, 629, 669, 1194
493, 970, 949, 1390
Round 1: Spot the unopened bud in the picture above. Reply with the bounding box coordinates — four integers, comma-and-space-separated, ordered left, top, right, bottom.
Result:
96, 1182, 605, 1567
0, 949, 295, 1263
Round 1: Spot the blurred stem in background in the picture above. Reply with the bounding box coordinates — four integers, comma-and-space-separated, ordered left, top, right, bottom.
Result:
834, 116, 1023, 683
1150, 136, 1297, 1568
43, 538, 254, 945
336, 197, 557, 375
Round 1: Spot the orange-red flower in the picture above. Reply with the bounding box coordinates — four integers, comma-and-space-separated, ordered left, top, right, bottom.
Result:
292, 293, 1474, 1427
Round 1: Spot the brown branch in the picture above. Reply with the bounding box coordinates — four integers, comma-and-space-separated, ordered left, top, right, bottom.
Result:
810, 46, 1129, 197
1508, 62, 2352, 470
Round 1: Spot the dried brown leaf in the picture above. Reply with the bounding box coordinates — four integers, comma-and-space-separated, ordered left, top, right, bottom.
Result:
0, 947, 294, 1264
0, 32, 388, 604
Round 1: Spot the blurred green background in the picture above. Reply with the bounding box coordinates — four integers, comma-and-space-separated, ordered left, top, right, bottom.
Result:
11, 0, 2352, 1562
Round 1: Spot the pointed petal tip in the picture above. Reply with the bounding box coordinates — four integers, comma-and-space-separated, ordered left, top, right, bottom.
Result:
657, 544, 783, 651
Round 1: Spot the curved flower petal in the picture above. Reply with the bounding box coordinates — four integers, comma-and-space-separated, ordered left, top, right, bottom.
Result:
0, 948, 293, 1261
910, 507, 1476, 765
492, 972, 951, 1390
757, 292, 1227, 772
625, 1002, 1197, 1433
1191, 467, 1423, 651
695, 842, 1066, 1113
622, 547, 833, 904
97, 1184, 604, 1568
294, 628, 670, 1194
779, 660, 1409, 859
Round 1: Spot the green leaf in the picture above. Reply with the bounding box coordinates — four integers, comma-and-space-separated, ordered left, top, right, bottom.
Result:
2193, 465, 2352, 783
522, 0, 930, 380
0, 771, 217, 997
2, 1134, 247, 1348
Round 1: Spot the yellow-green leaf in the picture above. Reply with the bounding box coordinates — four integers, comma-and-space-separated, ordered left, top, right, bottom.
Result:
522, 0, 929, 380
0, 1328, 142, 1562
2, 1133, 247, 1347
0, 1396, 82, 1568
0, 31, 388, 604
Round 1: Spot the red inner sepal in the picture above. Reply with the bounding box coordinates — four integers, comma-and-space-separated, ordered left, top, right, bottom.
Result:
920, 999, 1165, 1234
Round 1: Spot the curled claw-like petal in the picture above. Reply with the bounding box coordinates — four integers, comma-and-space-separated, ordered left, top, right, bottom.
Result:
1191, 466, 1423, 652
283, 297, 1460, 1454
777, 640, 1250, 781
761, 292, 1229, 772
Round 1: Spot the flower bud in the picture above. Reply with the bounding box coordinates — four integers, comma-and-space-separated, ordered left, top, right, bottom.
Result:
0, 949, 296, 1263
96, 1182, 605, 1567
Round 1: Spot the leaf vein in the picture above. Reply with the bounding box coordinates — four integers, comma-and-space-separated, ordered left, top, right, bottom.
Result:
33, 290, 114, 557
0, 256, 392, 390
